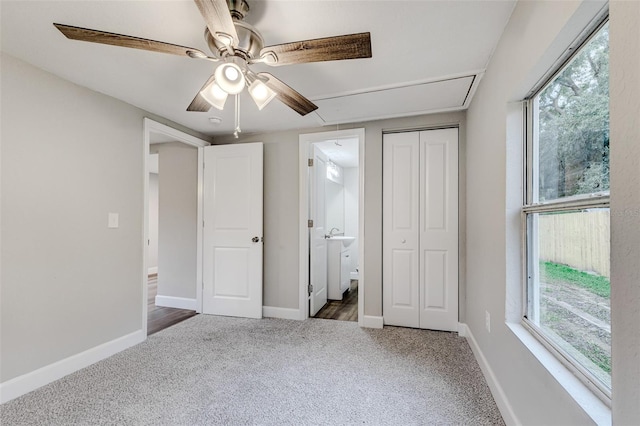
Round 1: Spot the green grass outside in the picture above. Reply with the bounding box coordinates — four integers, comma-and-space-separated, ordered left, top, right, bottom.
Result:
539, 261, 610, 298
585, 343, 612, 374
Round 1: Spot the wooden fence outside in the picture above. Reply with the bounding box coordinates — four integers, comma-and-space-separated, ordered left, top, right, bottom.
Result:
538, 210, 610, 278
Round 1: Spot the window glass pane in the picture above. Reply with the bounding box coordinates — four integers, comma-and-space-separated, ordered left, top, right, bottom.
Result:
527, 209, 610, 389
534, 23, 609, 202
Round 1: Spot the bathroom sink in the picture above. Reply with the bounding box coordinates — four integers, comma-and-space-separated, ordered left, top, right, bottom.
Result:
327, 236, 355, 247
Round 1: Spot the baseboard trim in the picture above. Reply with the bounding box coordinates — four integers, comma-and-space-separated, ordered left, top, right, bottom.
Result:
461, 323, 519, 426
147, 266, 158, 275
0, 329, 145, 404
362, 315, 384, 329
457, 322, 467, 337
155, 295, 197, 310
262, 306, 302, 320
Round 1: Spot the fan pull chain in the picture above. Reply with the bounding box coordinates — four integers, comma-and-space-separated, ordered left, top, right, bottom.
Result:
233, 94, 241, 139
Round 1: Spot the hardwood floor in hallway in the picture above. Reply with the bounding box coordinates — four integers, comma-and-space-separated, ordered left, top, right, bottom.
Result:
147, 274, 197, 335
313, 280, 358, 321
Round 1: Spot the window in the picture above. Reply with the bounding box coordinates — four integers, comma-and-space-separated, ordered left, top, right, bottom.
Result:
524, 19, 610, 398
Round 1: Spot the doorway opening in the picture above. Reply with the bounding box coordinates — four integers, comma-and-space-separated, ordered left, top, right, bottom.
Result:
142, 119, 208, 336
298, 129, 365, 325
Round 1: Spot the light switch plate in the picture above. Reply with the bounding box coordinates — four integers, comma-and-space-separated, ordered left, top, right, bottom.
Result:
108, 213, 119, 229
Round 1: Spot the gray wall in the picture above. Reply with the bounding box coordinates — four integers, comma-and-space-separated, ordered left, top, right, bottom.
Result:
155, 143, 198, 300
465, 0, 639, 424
1, 53, 143, 382
148, 171, 159, 272
216, 111, 467, 318
0, 53, 210, 383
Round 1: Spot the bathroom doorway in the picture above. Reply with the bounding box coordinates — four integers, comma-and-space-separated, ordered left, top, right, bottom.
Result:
298, 129, 365, 324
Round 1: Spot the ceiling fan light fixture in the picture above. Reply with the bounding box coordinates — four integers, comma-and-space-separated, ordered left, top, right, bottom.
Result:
214, 62, 245, 95
248, 80, 277, 110
201, 80, 228, 110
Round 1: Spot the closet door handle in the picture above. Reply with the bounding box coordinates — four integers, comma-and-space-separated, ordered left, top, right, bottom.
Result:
252, 236, 260, 243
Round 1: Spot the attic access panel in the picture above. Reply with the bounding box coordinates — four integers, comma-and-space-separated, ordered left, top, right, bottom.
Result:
314, 75, 475, 125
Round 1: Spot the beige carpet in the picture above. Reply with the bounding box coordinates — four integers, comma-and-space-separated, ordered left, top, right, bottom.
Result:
1, 315, 504, 425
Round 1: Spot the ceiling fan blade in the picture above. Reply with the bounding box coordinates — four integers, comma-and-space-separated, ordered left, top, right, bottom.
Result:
259, 32, 372, 66
258, 72, 318, 116
187, 75, 216, 112
53, 23, 210, 59
194, 0, 238, 46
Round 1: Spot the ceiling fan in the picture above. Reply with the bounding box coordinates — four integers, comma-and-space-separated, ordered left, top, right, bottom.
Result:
53, 0, 372, 117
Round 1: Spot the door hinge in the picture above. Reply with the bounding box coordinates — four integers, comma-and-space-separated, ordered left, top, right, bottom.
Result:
308, 158, 314, 167
308, 284, 314, 294
308, 219, 313, 228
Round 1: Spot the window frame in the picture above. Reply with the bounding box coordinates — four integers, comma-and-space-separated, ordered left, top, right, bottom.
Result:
521, 14, 611, 403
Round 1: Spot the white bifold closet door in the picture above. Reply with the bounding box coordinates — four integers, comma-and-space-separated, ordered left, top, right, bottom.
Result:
383, 128, 458, 331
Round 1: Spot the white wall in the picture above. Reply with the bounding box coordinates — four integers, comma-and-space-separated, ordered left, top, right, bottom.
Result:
325, 179, 344, 233
465, 0, 639, 423
155, 143, 198, 300
344, 167, 359, 277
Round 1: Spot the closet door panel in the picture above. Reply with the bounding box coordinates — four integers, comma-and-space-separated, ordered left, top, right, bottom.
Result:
423, 250, 447, 309
424, 142, 447, 231
383, 132, 420, 328
419, 128, 458, 331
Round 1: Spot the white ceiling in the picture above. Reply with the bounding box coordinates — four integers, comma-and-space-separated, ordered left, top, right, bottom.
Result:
0, 0, 515, 138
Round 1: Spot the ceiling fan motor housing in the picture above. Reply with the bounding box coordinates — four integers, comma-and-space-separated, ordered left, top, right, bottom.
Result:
206, 21, 264, 60
205, 0, 263, 60
226, 0, 250, 20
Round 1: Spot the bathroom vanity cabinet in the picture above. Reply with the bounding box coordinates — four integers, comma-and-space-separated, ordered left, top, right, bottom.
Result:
327, 240, 351, 300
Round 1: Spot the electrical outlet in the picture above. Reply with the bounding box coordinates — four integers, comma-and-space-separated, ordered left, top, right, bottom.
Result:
108, 212, 119, 229
485, 311, 491, 333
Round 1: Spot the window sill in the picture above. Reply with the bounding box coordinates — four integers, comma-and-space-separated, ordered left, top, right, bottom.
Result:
506, 322, 611, 426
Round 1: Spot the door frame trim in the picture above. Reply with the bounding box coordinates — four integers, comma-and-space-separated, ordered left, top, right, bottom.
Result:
142, 118, 209, 336
298, 128, 366, 325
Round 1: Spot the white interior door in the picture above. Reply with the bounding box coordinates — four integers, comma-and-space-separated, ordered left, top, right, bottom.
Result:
383, 132, 420, 327
383, 128, 458, 331
202, 142, 263, 319
419, 128, 458, 331
309, 146, 328, 316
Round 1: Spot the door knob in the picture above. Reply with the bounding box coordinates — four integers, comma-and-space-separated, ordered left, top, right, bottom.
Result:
252, 236, 260, 243
401, 239, 406, 244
